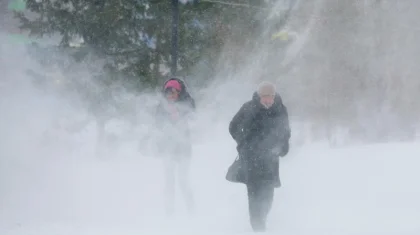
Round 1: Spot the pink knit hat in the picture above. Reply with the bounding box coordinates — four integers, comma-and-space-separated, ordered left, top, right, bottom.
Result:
164, 79, 182, 91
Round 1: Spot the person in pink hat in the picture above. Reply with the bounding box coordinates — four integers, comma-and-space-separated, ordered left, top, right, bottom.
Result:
154, 77, 196, 216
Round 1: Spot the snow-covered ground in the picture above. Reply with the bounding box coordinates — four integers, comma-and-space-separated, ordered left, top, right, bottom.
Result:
1, 113, 419, 235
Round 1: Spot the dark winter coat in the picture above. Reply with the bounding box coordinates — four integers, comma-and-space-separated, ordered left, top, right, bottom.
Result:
229, 92, 291, 187
154, 78, 195, 160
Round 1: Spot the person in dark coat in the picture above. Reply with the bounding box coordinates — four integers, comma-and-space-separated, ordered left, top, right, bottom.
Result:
228, 81, 291, 232
155, 77, 196, 216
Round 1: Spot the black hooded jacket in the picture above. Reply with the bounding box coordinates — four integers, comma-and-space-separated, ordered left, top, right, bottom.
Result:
229, 92, 291, 185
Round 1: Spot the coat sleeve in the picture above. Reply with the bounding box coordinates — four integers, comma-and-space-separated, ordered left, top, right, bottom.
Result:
189, 96, 196, 111
229, 103, 250, 145
181, 95, 195, 122
282, 106, 291, 140
278, 105, 291, 157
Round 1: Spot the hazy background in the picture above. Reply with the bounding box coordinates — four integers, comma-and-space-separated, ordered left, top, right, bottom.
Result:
1, 0, 420, 234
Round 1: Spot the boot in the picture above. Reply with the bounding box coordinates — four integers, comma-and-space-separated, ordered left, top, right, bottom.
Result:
250, 218, 266, 232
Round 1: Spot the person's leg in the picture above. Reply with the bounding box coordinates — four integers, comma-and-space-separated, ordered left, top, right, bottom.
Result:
259, 184, 275, 229
247, 182, 275, 232
178, 156, 194, 213
247, 183, 264, 232
164, 158, 176, 216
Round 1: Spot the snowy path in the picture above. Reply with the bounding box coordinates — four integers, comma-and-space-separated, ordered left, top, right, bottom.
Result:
1, 132, 420, 235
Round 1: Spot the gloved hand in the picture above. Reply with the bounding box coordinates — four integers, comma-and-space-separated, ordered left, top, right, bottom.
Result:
271, 142, 289, 157
279, 142, 289, 157
271, 146, 282, 156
